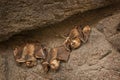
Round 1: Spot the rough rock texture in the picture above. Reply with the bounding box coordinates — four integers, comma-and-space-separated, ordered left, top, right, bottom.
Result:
0, 0, 120, 41
96, 13, 120, 51
0, 55, 6, 80
0, 28, 120, 80
0, 3, 120, 80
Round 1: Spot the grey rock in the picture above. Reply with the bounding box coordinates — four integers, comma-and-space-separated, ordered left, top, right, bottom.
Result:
0, 0, 120, 41
0, 3, 120, 80
0, 54, 6, 80
96, 13, 120, 51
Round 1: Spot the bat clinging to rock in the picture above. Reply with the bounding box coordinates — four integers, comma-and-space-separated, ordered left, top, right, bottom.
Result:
50, 45, 70, 71
64, 26, 82, 50
64, 25, 91, 50
13, 43, 37, 67
42, 48, 60, 72
13, 25, 91, 73
42, 45, 70, 72
13, 43, 49, 67
13, 46, 26, 65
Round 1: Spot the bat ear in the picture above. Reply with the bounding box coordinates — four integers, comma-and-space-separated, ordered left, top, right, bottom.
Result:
74, 25, 82, 30
74, 25, 79, 29
76, 25, 82, 33
74, 26, 78, 28
13, 47, 18, 58
13, 46, 24, 62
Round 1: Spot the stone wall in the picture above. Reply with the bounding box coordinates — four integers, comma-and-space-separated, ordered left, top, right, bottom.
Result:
0, 0, 119, 41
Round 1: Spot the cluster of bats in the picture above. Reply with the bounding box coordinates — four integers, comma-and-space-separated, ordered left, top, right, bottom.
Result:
13, 25, 91, 73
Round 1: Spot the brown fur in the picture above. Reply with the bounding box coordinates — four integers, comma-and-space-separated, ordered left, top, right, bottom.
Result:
13, 43, 37, 67
42, 48, 60, 71
17, 43, 36, 62
70, 38, 81, 49
64, 26, 82, 50
50, 48, 60, 70
49, 48, 60, 71
82, 25, 91, 43
42, 49, 52, 72
13, 47, 23, 61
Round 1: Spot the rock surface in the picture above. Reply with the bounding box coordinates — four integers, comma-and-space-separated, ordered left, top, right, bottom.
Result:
0, 0, 120, 41
0, 55, 6, 80
96, 13, 120, 51
0, 2, 120, 80
0, 28, 120, 80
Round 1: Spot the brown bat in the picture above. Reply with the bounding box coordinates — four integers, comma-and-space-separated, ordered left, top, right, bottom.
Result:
50, 45, 70, 71
64, 26, 83, 50
13, 46, 26, 64
82, 25, 91, 43
64, 25, 91, 50
42, 48, 59, 72
17, 43, 36, 62
13, 43, 37, 67
14, 43, 49, 67
42, 46, 69, 72
42, 50, 51, 72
